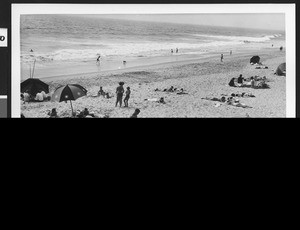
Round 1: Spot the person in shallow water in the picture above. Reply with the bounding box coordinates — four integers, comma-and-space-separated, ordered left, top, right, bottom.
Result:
221, 54, 224, 62
96, 55, 101, 65
115, 82, 125, 107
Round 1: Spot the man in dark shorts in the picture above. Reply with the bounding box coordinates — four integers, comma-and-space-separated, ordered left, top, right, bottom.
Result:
124, 87, 131, 107
115, 82, 125, 107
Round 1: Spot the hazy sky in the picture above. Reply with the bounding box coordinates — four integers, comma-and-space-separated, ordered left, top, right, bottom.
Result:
91, 14, 285, 31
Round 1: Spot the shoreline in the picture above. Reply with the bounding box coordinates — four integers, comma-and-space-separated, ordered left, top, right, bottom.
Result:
21, 39, 284, 82
36, 46, 282, 83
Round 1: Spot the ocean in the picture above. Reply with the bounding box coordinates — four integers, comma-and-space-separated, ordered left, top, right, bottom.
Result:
20, 15, 285, 79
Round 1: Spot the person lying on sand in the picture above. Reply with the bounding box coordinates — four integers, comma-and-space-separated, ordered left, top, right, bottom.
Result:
144, 97, 166, 104
255, 66, 268, 69
130, 109, 140, 118
203, 95, 252, 108
165, 86, 174, 92
226, 98, 252, 108
177, 88, 188, 95
230, 92, 255, 98
202, 96, 226, 103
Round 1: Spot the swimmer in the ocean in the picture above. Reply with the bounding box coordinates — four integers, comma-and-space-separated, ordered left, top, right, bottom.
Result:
96, 55, 101, 65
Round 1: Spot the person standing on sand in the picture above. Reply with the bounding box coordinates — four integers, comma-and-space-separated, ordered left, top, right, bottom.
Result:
221, 54, 224, 62
115, 82, 125, 107
124, 87, 131, 107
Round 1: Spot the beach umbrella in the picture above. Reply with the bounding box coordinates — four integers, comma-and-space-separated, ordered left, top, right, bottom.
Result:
276, 63, 286, 76
21, 78, 49, 96
51, 84, 87, 114
250, 56, 260, 64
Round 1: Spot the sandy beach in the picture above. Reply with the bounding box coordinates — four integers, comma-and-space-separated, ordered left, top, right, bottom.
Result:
21, 47, 286, 118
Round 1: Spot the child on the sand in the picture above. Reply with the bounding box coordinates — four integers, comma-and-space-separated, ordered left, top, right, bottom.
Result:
98, 86, 105, 96
124, 87, 131, 107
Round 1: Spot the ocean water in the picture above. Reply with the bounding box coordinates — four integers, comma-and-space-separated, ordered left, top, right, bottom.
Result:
20, 15, 285, 79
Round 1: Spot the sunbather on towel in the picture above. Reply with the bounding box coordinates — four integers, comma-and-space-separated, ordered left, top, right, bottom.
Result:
227, 98, 252, 108
202, 96, 226, 102
144, 97, 166, 104
177, 88, 188, 95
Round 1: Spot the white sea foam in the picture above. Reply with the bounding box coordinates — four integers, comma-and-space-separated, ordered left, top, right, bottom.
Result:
192, 33, 282, 42
21, 39, 246, 63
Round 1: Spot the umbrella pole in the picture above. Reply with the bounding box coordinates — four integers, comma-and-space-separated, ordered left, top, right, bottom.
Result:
70, 100, 74, 115
32, 59, 36, 78
29, 65, 32, 78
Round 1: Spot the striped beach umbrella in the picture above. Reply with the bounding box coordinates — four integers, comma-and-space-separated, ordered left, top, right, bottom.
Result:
52, 84, 87, 114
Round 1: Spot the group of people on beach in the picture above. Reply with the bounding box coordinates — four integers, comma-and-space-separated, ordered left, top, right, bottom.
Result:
21, 90, 51, 103
114, 82, 131, 107
154, 86, 188, 95
171, 48, 179, 54
228, 74, 268, 89
96, 82, 132, 107
202, 95, 252, 109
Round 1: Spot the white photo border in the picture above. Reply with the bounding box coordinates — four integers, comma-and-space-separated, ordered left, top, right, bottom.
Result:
12, 4, 296, 117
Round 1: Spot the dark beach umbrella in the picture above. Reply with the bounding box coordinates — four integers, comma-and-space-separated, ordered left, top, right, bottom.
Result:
21, 78, 49, 96
250, 56, 260, 64
52, 84, 87, 114
276, 63, 286, 76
